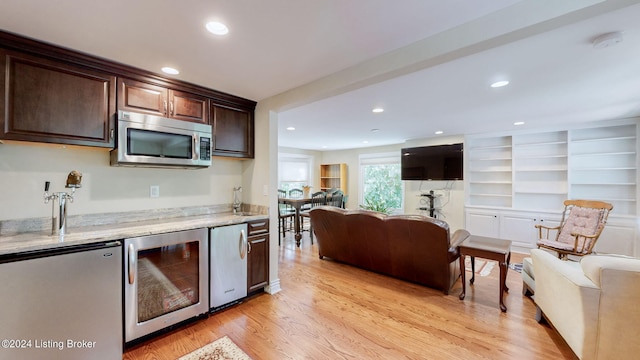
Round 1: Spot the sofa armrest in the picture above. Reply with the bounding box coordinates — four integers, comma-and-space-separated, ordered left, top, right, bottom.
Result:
581, 254, 640, 288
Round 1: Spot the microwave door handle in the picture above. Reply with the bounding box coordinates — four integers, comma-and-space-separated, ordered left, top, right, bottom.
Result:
193, 135, 199, 160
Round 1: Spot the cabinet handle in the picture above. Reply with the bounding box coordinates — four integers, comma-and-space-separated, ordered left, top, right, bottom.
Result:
163, 100, 168, 115
128, 243, 136, 285
109, 128, 114, 140
170, 101, 174, 116
248, 239, 252, 254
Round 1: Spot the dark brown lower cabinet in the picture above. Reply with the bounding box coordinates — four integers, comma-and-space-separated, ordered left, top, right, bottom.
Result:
0, 49, 116, 147
247, 219, 269, 293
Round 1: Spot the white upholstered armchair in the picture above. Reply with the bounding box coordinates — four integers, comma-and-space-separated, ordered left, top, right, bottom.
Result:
531, 248, 640, 359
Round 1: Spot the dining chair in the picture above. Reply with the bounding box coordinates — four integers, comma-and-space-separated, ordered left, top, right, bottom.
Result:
328, 190, 344, 208
288, 188, 303, 198
299, 191, 326, 244
277, 189, 295, 245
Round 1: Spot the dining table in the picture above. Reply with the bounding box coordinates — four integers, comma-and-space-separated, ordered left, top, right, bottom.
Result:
278, 197, 312, 247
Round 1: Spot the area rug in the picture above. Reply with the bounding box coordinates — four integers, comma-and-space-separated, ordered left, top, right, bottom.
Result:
178, 336, 252, 360
464, 257, 495, 277
509, 263, 523, 273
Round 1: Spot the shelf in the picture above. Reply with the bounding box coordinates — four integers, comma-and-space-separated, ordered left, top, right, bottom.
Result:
469, 157, 512, 161
571, 136, 636, 144
515, 168, 567, 172
469, 169, 512, 173
572, 151, 636, 157
572, 167, 636, 171
469, 181, 512, 184
572, 182, 636, 186
514, 190, 567, 195
516, 154, 567, 160
470, 193, 512, 198
515, 141, 568, 147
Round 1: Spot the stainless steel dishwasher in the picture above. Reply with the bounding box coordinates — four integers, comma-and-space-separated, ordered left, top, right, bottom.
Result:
210, 223, 248, 310
0, 241, 122, 360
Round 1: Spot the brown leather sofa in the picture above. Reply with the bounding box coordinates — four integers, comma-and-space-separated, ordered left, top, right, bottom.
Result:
309, 206, 470, 294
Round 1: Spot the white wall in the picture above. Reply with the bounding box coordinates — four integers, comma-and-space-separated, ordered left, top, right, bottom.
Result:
0, 140, 244, 220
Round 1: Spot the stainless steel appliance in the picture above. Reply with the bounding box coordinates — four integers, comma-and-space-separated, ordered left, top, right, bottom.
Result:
111, 110, 212, 168
0, 241, 122, 360
210, 224, 248, 309
124, 228, 209, 343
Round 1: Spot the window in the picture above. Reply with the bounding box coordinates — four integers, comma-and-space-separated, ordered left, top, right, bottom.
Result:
278, 154, 313, 193
359, 152, 403, 213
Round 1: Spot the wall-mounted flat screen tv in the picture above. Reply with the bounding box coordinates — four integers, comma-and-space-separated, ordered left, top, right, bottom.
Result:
401, 143, 463, 180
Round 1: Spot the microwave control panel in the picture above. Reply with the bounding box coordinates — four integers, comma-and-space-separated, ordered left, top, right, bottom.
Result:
200, 137, 211, 160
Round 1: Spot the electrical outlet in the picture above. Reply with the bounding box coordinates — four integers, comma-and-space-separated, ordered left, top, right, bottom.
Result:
150, 185, 160, 198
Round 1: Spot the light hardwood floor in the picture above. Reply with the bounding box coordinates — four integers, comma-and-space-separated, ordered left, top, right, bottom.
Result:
123, 231, 577, 360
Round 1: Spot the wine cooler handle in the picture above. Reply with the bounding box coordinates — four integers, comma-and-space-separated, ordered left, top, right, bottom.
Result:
128, 243, 136, 284
239, 229, 247, 259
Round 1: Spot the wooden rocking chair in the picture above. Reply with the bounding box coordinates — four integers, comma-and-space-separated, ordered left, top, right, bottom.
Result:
536, 199, 613, 260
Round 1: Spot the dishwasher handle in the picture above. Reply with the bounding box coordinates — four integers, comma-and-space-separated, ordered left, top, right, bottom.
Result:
239, 229, 247, 259
128, 243, 136, 284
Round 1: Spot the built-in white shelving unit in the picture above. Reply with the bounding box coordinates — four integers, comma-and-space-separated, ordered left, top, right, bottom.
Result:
465, 120, 638, 255
466, 136, 512, 208
569, 124, 636, 216
512, 130, 568, 211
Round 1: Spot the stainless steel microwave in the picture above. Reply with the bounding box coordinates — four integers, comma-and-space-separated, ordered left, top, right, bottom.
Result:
110, 111, 212, 168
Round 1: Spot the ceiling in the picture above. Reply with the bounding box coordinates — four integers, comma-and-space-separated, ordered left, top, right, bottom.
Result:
1, 0, 640, 151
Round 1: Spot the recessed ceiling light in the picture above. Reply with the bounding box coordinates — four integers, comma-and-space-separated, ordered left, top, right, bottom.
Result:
491, 80, 509, 88
206, 21, 229, 35
514, 121, 525, 126
286, 126, 295, 131
161, 67, 179, 75
363, 140, 369, 144
435, 130, 444, 135
372, 108, 384, 113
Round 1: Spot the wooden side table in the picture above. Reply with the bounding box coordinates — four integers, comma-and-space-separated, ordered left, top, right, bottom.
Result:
458, 235, 512, 312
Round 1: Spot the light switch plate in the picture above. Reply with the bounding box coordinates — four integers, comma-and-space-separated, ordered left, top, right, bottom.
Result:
150, 185, 160, 198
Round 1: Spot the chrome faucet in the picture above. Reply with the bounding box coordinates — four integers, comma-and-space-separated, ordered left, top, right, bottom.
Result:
43, 171, 82, 237
232, 186, 242, 213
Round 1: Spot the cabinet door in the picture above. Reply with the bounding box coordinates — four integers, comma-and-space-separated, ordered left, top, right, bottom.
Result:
211, 103, 254, 158
0, 50, 116, 147
500, 213, 538, 249
169, 90, 208, 124
465, 210, 499, 238
596, 219, 637, 256
117, 77, 168, 117
248, 234, 269, 292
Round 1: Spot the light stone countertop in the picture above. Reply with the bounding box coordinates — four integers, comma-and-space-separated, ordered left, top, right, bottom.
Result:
0, 212, 268, 256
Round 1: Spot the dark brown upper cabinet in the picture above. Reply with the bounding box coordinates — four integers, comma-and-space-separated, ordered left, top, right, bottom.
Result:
117, 78, 209, 124
0, 30, 255, 155
0, 49, 116, 147
211, 103, 254, 158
